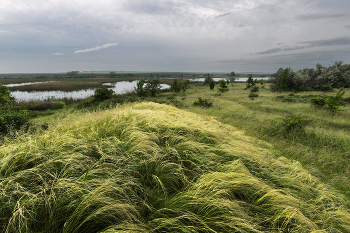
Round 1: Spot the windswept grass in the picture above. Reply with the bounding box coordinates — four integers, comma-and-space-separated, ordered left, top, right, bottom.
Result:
1, 102, 349, 232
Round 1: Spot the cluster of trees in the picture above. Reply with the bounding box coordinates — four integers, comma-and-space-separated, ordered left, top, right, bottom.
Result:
134, 78, 161, 97
272, 61, 350, 91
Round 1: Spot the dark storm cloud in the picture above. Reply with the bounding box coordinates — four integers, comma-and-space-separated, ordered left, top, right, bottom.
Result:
296, 13, 347, 21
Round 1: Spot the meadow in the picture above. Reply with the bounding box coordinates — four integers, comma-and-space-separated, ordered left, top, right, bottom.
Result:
0, 80, 350, 232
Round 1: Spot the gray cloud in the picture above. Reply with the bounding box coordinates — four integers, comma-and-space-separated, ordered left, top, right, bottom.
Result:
344, 25, 350, 30
53, 53, 65, 56
74, 43, 119, 54
215, 13, 231, 18
296, 13, 347, 21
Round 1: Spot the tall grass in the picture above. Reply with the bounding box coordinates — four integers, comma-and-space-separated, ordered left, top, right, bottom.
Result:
1, 102, 349, 232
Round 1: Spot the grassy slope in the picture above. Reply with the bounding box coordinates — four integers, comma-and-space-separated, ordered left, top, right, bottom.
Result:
162, 83, 350, 198
1, 102, 350, 232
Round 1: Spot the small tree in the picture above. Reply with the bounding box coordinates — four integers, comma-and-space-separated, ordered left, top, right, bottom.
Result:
134, 78, 147, 97
209, 79, 215, 90
204, 74, 213, 85
147, 78, 161, 97
171, 79, 183, 93
246, 75, 255, 88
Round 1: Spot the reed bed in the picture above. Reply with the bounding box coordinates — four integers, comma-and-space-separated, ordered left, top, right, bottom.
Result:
0, 102, 349, 232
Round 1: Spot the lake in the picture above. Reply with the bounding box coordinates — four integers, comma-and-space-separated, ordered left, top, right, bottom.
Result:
8, 80, 170, 102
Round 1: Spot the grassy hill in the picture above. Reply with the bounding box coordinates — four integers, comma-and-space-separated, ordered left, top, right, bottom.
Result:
1, 101, 350, 232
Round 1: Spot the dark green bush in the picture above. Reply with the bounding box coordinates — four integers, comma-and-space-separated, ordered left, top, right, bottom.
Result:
209, 79, 215, 90
249, 93, 258, 98
310, 96, 328, 107
171, 79, 183, 93
93, 87, 115, 101
193, 97, 212, 108
0, 111, 29, 135
251, 86, 259, 92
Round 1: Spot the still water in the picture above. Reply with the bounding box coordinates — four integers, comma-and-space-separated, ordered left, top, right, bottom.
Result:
9, 80, 170, 102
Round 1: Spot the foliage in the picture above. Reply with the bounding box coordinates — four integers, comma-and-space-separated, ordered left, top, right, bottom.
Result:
193, 97, 212, 107
310, 88, 346, 112
134, 78, 147, 97
0, 83, 16, 107
170, 79, 183, 93
203, 74, 213, 85
229, 71, 236, 76
208, 79, 215, 90
246, 75, 255, 88
219, 79, 227, 89
0, 110, 29, 135
146, 78, 161, 97
283, 114, 309, 132
108, 71, 117, 78
250, 85, 259, 92
67, 71, 79, 77
93, 87, 115, 101
248, 93, 258, 98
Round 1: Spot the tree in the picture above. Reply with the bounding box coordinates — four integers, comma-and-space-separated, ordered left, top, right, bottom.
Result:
108, 71, 117, 78
229, 71, 236, 77
209, 79, 215, 90
147, 78, 161, 97
0, 83, 16, 107
246, 75, 255, 88
67, 71, 79, 78
171, 79, 183, 93
134, 78, 147, 97
93, 87, 114, 101
204, 74, 213, 85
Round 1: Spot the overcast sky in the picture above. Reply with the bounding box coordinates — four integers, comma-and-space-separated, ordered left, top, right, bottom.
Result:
1, 0, 350, 73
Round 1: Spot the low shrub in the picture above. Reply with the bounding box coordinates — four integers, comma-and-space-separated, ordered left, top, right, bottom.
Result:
93, 87, 115, 101
0, 110, 29, 135
250, 86, 259, 92
283, 114, 309, 132
193, 97, 212, 107
249, 93, 258, 98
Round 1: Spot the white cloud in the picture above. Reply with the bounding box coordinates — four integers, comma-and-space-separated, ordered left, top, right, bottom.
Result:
53, 53, 64, 55
74, 43, 119, 54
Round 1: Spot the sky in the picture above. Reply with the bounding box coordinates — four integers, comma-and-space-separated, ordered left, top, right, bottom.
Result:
0, 0, 350, 73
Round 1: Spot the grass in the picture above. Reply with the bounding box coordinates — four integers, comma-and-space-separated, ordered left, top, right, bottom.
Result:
1, 101, 350, 232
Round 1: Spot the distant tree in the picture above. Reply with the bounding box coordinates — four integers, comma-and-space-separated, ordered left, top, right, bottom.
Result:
204, 74, 213, 85
108, 71, 117, 78
219, 80, 227, 89
67, 71, 79, 78
230, 71, 236, 77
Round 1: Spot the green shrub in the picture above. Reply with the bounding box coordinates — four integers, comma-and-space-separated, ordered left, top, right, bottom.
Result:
0, 111, 29, 135
310, 96, 328, 107
209, 79, 215, 90
93, 87, 115, 101
171, 79, 183, 93
246, 75, 255, 88
193, 97, 212, 107
249, 93, 258, 98
283, 114, 309, 132
325, 87, 346, 112
250, 86, 259, 92
135, 78, 147, 97
147, 78, 161, 97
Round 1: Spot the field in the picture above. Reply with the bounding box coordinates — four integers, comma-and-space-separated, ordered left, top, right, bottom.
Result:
0, 81, 350, 232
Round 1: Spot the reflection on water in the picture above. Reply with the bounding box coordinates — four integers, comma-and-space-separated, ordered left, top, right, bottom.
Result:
10, 80, 170, 102
191, 77, 271, 82
5, 81, 54, 87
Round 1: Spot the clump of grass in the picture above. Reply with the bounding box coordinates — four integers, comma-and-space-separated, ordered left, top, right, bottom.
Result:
0, 102, 349, 232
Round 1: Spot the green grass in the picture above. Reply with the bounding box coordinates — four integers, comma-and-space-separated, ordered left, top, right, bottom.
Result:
1, 101, 350, 232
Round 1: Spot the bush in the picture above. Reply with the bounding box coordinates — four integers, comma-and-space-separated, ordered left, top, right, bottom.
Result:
193, 97, 212, 108
147, 78, 161, 97
171, 79, 183, 93
209, 79, 215, 90
246, 75, 255, 88
310, 96, 328, 107
283, 114, 309, 132
93, 87, 115, 101
0, 111, 29, 135
135, 78, 147, 97
310, 88, 346, 112
251, 86, 259, 92
249, 93, 258, 98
